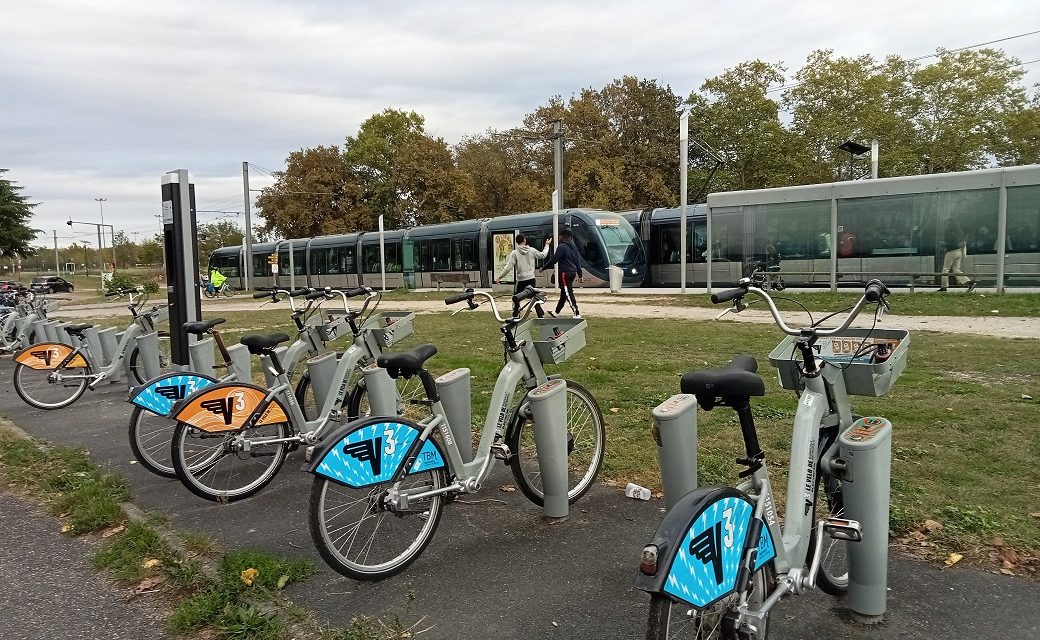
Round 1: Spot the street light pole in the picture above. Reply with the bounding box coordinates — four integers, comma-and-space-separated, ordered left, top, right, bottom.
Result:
95, 197, 116, 268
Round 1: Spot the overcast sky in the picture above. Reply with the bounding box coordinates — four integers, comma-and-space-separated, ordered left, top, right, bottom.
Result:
2, 0, 1038, 248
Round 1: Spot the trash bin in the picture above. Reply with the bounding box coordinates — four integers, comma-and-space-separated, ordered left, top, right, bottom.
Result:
608, 265, 623, 293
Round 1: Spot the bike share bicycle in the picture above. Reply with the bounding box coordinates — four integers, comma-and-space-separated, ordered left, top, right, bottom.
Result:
636, 279, 906, 639
167, 286, 419, 502
126, 286, 335, 478
1, 290, 55, 351
11, 288, 172, 409
304, 286, 606, 580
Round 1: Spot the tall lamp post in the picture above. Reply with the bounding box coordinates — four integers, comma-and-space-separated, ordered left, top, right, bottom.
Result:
94, 197, 117, 268
67, 219, 115, 279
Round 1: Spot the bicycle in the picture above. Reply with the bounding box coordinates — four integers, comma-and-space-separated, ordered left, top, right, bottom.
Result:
126, 287, 332, 477
167, 286, 418, 502
0, 290, 52, 352
304, 286, 606, 580
12, 288, 171, 409
204, 280, 233, 298
636, 279, 905, 639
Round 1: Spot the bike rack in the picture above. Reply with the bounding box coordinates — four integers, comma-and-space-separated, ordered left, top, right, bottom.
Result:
839, 416, 893, 621
135, 332, 163, 380
189, 338, 216, 378
99, 328, 124, 382
42, 320, 60, 343
54, 322, 73, 346
30, 319, 47, 346
435, 368, 472, 463
305, 352, 338, 412
652, 393, 699, 510
526, 378, 570, 518
226, 344, 252, 382
83, 326, 103, 365
360, 362, 397, 417
16, 316, 35, 348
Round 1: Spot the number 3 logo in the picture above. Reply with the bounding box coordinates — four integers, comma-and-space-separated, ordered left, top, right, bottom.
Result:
234, 391, 245, 411
722, 507, 735, 549
383, 428, 397, 456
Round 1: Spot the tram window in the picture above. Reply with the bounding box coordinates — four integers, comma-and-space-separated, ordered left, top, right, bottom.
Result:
211, 254, 239, 277
253, 253, 269, 276
362, 242, 402, 273
1006, 185, 1040, 254
310, 248, 328, 275
416, 241, 432, 272
432, 239, 451, 271
343, 246, 356, 273
526, 231, 548, 266
452, 238, 477, 270
570, 219, 605, 269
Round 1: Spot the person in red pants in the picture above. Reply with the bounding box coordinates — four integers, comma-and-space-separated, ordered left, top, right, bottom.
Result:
539, 229, 583, 318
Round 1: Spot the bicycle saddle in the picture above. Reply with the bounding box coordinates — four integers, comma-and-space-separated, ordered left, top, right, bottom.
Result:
377, 344, 438, 378
183, 318, 226, 335
63, 323, 94, 335
240, 332, 291, 354
680, 355, 765, 407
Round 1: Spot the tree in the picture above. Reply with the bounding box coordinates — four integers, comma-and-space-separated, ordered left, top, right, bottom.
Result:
197, 219, 244, 259
995, 90, 1040, 166
0, 169, 39, 257
455, 131, 547, 218
911, 48, 1028, 173
344, 109, 426, 228
255, 145, 367, 239
394, 134, 473, 225
686, 61, 800, 193
112, 231, 138, 267
137, 235, 165, 266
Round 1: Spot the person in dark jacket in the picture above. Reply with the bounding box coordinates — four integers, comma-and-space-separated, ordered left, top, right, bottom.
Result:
539, 228, 583, 318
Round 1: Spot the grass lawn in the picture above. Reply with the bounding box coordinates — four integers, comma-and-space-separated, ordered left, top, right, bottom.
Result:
67, 303, 1040, 567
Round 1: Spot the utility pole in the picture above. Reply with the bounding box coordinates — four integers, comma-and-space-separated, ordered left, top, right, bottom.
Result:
95, 197, 116, 269
242, 162, 253, 290
53, 230, 60, 274
552, 119, 564, 211
680, 110, 689, 293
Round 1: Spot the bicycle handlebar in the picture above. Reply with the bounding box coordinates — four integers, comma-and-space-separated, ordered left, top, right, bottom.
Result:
444, 290, 474, 306
711, 278, 889, 337
252, 291, 272, 299
512, 286, 542, 304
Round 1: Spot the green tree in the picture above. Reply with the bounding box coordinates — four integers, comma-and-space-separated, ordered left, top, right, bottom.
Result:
197, 219, 244, 259
394, 134, 473, 225
0, 169, 39, 257
686, 61, 800, 193
344, 109, 426, 228
137, 235, 165, 266
255, 145, 367, 239
112, 231, 138, 267
455, 131, 547, 218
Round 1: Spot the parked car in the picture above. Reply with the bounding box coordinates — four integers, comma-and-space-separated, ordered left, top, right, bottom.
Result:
0, 280, 25, 293
31, 275, 75, 293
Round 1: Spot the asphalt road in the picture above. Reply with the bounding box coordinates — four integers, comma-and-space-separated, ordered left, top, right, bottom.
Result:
1, 362, 1038, 639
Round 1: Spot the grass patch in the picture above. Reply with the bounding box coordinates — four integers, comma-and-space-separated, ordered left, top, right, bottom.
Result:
0, 427, 128, 534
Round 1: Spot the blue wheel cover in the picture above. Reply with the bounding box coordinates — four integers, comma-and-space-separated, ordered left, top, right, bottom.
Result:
131, 374, 216, 416
314, 421, 445, 488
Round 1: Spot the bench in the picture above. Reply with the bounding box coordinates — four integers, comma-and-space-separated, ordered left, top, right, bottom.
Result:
431, 273, 477, 290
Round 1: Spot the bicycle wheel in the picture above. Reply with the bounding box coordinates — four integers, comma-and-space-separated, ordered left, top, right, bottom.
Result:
127, 406, 184, 478
645, 565, 775, 640
506, 379, 605, 506
221, 285, 233, 297
347, 375, 428, 422
128, 339, 173, 385
171, 420, 290, 502
309, 464, 447, 581
810, 474, 849, 596
13, 361, 90, 410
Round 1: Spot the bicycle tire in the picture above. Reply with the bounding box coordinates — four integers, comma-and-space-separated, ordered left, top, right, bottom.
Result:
505, 379, 605, 506
645, 564, 775, 640
127, 405, 179, 477
128, 340, 172, 385
170, 420, 290, 503
809, 474, 849, 596
309, 458, 447, 581
347, 374, 427, 422
13, 360, 90, 410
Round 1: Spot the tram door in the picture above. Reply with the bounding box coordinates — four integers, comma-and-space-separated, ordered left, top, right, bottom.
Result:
491, 230, 518, 291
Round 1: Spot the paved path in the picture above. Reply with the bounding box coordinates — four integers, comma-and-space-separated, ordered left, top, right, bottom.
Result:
54, 296, 1040, 339
0, 364, 1037, 639
0, 489, 170, 640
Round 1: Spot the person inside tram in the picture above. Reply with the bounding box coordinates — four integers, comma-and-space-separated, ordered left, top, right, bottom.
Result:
939, 220, 977, 292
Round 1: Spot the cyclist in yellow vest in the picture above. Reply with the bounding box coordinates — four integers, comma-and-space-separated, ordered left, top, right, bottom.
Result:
208, 268, 226, 294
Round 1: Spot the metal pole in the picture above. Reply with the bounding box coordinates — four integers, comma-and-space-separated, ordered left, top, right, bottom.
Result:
378, 215, 386, 291
53, 230, 59, 274
552, 120, 564, 211
870, 139, 879, 179
288, 239, 295, 291
680, 110, 689, 293
96, 225, 103, 278
242, 162, 253, 290
996, 173, 1008, 293
552, 190, 560, 286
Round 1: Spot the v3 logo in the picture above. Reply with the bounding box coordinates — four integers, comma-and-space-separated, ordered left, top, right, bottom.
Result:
200, 392, 246, 425
156, 385, 187, 401
30, 348, 59, 366
344, 437, 383, 475
690, 522, 724, 585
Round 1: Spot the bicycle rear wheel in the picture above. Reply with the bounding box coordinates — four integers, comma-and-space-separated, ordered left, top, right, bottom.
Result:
347, 375, 427, 422
645, 565, 774, 640
171, 421, 289, 502
309, 466, 446, 581
506, 379, 605, 506
128, 339, 172, 385
13, 362, 90, 410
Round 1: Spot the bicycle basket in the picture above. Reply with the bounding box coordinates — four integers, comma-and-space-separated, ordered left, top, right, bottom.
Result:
768, 328, 909, 397
517, 317, 587, 365
361, 311, 415, 348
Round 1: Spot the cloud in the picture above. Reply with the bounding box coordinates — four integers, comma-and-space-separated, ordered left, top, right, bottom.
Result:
2, 0, 1037, 243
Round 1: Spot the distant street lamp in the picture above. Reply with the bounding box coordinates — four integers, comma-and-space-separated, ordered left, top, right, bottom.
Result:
94, 197, 117, 268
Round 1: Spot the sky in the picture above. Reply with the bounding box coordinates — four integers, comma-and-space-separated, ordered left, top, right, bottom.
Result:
2, 0, 1038, 248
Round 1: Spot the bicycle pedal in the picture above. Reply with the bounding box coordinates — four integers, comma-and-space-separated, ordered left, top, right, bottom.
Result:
823, 517, 862, 542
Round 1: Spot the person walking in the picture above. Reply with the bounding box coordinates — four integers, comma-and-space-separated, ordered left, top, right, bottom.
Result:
939, 221, 977, 292
495, 234, 552, 317
539, 228, 583, 318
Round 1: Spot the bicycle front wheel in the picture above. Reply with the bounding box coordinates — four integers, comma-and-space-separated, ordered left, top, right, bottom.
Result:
171, 421, 290, 502
645, 565, 775, 640
309, 467, 446, 581
13, 361, 90, 410
506, 379, 605, 506
810, 474, 849, 596
128, 339, 172, 385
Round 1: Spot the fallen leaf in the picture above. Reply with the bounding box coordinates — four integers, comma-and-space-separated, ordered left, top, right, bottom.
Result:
551, 622, 559, 627
135, 575, 165, 592
652, 491, 664, 499
589, 357, 597, 361
60, 524, 73, 534
1001, 549, 1020, 565
1000, 568, 1014, 575
499, 485, 516, 493
1022, 394, 1033, 400
240, 568, 259, 586
944, 552, 963, 567
1030, 512, 1040, 519
990, 536, 1005, 547
922, 519, 942, 533
1002, 560, 1015, 570
276, 574, 290, 590
129, 460, 137, 465
609, 407, 620, 414
102, 524, 126, 539
142, 558, 161, 569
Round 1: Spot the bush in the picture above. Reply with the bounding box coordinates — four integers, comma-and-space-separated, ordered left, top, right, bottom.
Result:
105, 272, 140, 293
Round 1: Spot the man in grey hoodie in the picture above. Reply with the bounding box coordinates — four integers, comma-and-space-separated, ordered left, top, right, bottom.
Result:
495, 234, 552, 317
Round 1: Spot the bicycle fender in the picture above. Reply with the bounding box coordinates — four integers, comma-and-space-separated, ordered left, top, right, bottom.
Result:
128, 372, 219, 417
171, 382, 290, 433
634, 486, 776, 610
14, 343, 87, 370
306, 416, 446, 488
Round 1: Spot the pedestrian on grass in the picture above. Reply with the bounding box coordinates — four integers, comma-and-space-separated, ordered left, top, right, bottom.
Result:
539, 228, 583, 318
495, 234, 552, 318
939, 221, 977, 292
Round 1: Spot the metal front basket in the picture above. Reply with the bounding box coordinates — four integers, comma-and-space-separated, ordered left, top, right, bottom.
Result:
767, 328, 910, 397
362, 311, 415, 348
517, 317, 588, 365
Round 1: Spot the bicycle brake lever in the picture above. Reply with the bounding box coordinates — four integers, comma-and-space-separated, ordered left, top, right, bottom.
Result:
715, 307, 734, 321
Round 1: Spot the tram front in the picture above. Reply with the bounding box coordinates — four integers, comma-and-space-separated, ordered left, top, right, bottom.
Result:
569, 210, 647, 287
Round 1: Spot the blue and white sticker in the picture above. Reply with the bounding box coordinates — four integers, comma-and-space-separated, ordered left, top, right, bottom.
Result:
314, 421, 445, 487
131, 374, 215, 416
663, 496, 776, 609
